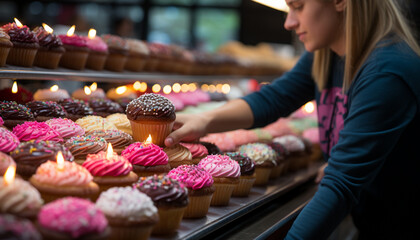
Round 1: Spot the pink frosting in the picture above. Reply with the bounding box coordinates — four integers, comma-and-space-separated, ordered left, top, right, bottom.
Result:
168, 165, 214, 190
32, 161, 93, 187
46, 118, 85, 140
0, 152, 16, 175
83, 36, 108, 52
0, 128, 20, 153
38, 197, 108, 238
121, 142, 168, 166
12, 121, 63, 142
302, 127, 320, 144
0, 116, 3, 126
83, 151, 132, 177
198, 154, 241, 178
180, 143, 208, 158
58, 34, 87, 47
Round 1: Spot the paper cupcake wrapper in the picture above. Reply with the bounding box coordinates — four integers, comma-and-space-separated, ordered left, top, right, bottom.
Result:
269, 163, 286, 179
105, 53, 127, 72
130, 120, 174, 147
232, 176, 256, 197
125, 55, 147, 72
0, 46, 11, 67
183, 193, 213, 219
60, 51, 89, 70
34, 51, 63, 69
86, 52, 107, 70
7, 47, 37, 67
210, 182, 237, 206
152, 206, 186, 235
109, 224, 154, 240
254, 167, 272, 186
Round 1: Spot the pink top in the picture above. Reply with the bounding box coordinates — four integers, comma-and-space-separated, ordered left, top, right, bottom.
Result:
168, 165, 214, 190
12, 121, 62, 142
180, 142, 208, 158
46, 118, 85, 140
121, 142, 168, 166
58, 34, 87, 47
84, 36, 108, 52
302, 127, 320, 144
38, 197, 108, 238
198, 155, 241, 178
0, 128, 20, 153
31, 161, 93, 187
83, 151, 132, 177
0, 116, 3, 126
0, 152, 15, 175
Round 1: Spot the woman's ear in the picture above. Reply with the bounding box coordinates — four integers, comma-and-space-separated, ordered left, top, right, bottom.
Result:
335, 0, 347, 12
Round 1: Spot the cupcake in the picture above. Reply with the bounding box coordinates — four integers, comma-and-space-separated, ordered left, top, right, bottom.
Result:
0, 28, 12, 67
169, 45, 194, 74
58, 98, 94, 121
1, 22, 39, 67
101, 34, 129, 72
238, 143, 277, 186
126, 93, 176, 146
95, 187, 158, 240
180, 142, 208, 164
26, 101, 68, 121
33, 25, 65, 69
121, 142, 170, 177
72, 87, 106, 101
45, 118, 85, 141
0, 128, 20, 153
200, 141, 223, 155
89, 129, 133, 154
37, 197, 109, 239
125, 38, 149, 72
134, 175, 188, 235
0, 214, 41, 240
11, 140, 74, 180
106, 113, 132, 135
12, 121, 63, 143
58, 26, 90, 70
88, 98, 124, 117
75, 115, 118, 133
273, 135, 307, 171
0, 85, 34, 105
0, 101, 35, 129
33, 88, 70, 102
163, 143, 193, 168
267, 142, 288, 178
84, 29, 109, 70
302, 127, 323, 163
168, 165, 215, 218
0, 152, 15, 175
64, 135, 107, 164
0, 116, 3, 127
226, 152, 256, 197
198, 155, 240, 206
106, 87, 137, 101
29, 160, 99, 203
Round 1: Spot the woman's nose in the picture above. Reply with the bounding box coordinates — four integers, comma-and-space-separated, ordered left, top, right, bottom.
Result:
284, 12, 298, 30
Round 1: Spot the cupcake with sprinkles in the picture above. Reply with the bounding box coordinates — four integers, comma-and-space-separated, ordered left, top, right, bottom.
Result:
89, 130, 133, 154
45, 118, 85, 141
76, 115, 118, 133
126, 93, 176, 146
26, 101, 67, 121
106, 113, 132, 135
32, 24, 65, 69
0, 214, 41, 240
226, 152, 256, 197
134, 174, 188, 235
57, 98, 94, 121
273, 135, 308, 172
0, 152, 15, 175
88, 98, 124, 117
0, 128, 19, 153
0, 101, 35, 129
180, 142, 208, 164
163, 143, 193, 168
12, 121, 63, 143
64, 135, 107, 164
168, 164, 215, 218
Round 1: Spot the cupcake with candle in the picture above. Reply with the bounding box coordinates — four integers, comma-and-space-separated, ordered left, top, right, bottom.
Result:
0, 101, 35, 129
89, 130, 133, 154
33, 86, 70, 102
76, 115, 117, 133
95, 187, 158, 240
88, 98, 124, 117
37, 197, 110, 239
84, 28, 109, 70
11, 140, 74, 180
1, 19, 39, 67
126, 93, 176, 146
101, 34, 129, 72
45, 118, 85, 141
179, 142, 208, 164
106, 113, 132, 135
125, 38, 149, 72
0, 28, 12, 67
64, 135, 107, 164
0, 83, 34, 105
72, 86, 106, 101
12, 121, 63, 142
163, 144, 193, 168
198, 154, 241, 206
0, 152, 15, 175
26, 101, 68, 121
33, 24, 65, 69
58, 25, 89, 70
167, 165, 215, 218
121, 141, 170, 177
106, 86, 137, 101
134, 175, 188, 235
58, 98, 94, 121
0, 214, 41, 240
226, 152, 256, 197
0, 128, 19, 153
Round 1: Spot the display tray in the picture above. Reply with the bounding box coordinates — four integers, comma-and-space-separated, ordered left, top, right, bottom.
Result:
151, 162, 322, 240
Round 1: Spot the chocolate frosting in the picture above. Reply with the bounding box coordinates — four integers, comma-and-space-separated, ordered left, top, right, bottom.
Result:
88, 99, 124, 115
2, 23, 38, 44
268, 142, 289, 160
200, 141, 222, 155
58, 98, 94, 116
134, 174, 189, 208
226, 152, 255, 176
26, 101, 67, 118
89, 130, 133, 149
33, 26, 63, 50
64, 135, 107, 159
0, 101, 35, 121
126, 93, 175, 121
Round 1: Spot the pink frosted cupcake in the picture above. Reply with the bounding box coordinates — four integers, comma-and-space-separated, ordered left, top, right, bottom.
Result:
33, 88, 70, 102
180, 142, 208, 164
168, 165, 215, 218
64, 135, 107, 164
121, 142, 170, 177
0, 116, 3, 127
46, 118, 85, 141
58, 27, 90, 70
163, 143, 193, 168
37, 197, 109, 239
0, 152, 15, 175
198, 155, 240, 206
0, 128, 20, 153
0, 214, 41, 239
84, 29, 109, 70
226, 152, 256, 197
12, 121, 62, 142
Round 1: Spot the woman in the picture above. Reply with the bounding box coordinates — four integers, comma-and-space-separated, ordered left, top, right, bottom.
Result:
165, 0, 420, 239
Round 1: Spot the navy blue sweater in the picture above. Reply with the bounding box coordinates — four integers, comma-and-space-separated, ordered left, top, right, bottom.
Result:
243, 39, 420, 239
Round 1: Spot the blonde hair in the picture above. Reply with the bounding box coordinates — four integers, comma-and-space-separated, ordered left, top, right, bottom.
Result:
312, 0, 420, 91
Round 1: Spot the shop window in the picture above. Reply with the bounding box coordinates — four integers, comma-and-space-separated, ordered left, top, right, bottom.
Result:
148, 7, 189, 45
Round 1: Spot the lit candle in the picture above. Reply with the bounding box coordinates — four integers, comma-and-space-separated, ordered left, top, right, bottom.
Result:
42, 23, 53, 34
152, 84, 161, 93
14, 18, 23, 28
144, 134, 152, 145
106, 143, 114, 160
116, 86, 127, 95
84, 86, 92, 95
50, 85, 59, 92
56, 151, 65, 171
3, 165, 16, 186
67, 25, 75, 37
11, 81, 18, 94
90, 82, 97, 92
88, 28, 97, 39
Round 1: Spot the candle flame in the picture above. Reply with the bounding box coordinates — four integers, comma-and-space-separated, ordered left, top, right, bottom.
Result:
303, 102, 315, 114
12, 81, 18, 94
90, 82, 97, 92
163, 85, 172, 94
181, 84, 189, 93
133, 81, 141, 91
106, 143, 113, 160
57, 151, 65, 170
42, 23, 53, 33
116, 86, 127, 95
139, 82, 147, 92
145, 134, 152, 144
14, 18, 23, 28
4, 165, 16, 186
189, 83, 197, 92
84, 86, 92, 95
88, 28, 96, 39
152, 84, 161, 93
67, 25, 75, 37
50, 85, 59, 92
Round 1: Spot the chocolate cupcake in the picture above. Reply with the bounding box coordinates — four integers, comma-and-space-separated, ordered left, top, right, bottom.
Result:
11, 140, 74, 180
0, 85, 33, 104
101, 34, 129, 72
33, 25, 65, 69
26, 101, 68, 121
88, 98, 124, 117
268, 141, 289, 177
200, 141, 222, 155
0, 214, 41, 240
57, 98, 94, 121
126, 93, 175, 146
125, 38, 149, 72
0, 28, 12, 67
89, 129, 133, 154
226, 152, 256, 197
64, 135, 107, 164
0, 101, 35, 129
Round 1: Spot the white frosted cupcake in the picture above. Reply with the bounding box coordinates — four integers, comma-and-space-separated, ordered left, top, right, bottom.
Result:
33, 88, 70, 102
106, 113, 132, 135
76, 116, 117, 133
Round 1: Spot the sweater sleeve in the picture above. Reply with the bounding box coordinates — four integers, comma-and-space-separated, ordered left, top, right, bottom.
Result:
285, 73, 417, 239
242, 51, 316, 128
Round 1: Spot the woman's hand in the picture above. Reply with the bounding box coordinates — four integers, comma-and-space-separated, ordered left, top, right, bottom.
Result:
164, 113, 210, 147
315, 162, 328, 183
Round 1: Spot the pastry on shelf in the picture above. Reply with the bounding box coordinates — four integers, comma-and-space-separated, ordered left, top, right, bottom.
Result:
58, 25, 89, 70
0, 28, 12, 67
101, 34, 129, 72
33, 25, 65, 69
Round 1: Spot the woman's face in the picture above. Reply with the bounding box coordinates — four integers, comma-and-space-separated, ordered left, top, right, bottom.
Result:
284, 0, 345, 54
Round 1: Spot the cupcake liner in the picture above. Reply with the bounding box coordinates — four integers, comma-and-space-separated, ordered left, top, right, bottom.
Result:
86, 51, 108, 70
60, 50, 89, 70
210, 182, 236, 206
183, 193, 213, 219
309, 143, 323, 163
104, 53, 127, 72
125, 55, 147, 72
269, 163, 285, 179
130, 120, 174, 147
232, 175, 256, 197
152, 206, 186, 235
34, 50, 62, 69
253, 167, 272, 186
7, 47, 38, 67
0, 46, 11, 67
143, 57, 159, 72
109, 224, 154, 240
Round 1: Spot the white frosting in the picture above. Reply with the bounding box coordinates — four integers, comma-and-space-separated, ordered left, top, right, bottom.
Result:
238, 143, 277, 165
0, 177, 43, 213
76, 116, 117, 133
106, 113, 132, 135
273, 135, 305, 152
33, 89, 70, 101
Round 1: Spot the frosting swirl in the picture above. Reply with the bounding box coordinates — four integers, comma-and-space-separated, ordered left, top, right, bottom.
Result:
0, 101, 35, 121
31, 161, 93, 187
12, 121, 63, 142
180, 142, 208, 158
238, 143, 278, 166
0, 152, 15, 175
83, 151, 132, 177
106, 113, 132, 135
0, 177, 43, 214
168, 165, 214, 190
58, 34, 87, 47
84, 36, 108, 52
225, 152, 255, 176
26, 101, 67, 118
88, 98, 124, 115
126, 93, 175, 121
64, 135, 107, 160
163, 144, 192, 163
121, 142, 168, 166
198, 155, 241, 178
57, 98, 94, 116
0, 128, 20, 153
75, 116, 117, 133
273, 135, 305, 153
101, 34, 129, 52
2, 23, 38, 44
33, 26, 63, 49
89, 129, 133, 150
45, 118, 85, 140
